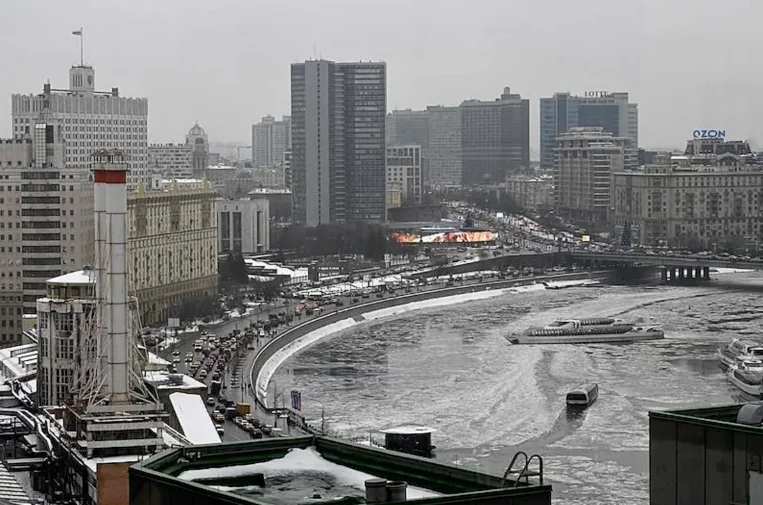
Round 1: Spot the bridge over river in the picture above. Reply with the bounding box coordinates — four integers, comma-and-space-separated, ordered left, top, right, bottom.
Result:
569, 251, 763, 281
413, 250, 763, 283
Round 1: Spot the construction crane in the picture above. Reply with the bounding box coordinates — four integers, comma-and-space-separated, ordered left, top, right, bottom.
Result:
233, 145, 251, 166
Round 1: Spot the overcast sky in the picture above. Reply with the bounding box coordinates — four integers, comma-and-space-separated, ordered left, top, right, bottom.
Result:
2, 0, 763, 153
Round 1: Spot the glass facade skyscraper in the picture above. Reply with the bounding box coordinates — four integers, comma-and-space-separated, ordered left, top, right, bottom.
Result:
540, 92, 638, 169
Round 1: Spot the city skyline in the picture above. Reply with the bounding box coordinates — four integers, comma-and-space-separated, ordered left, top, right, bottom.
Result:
2, 0, 763, 152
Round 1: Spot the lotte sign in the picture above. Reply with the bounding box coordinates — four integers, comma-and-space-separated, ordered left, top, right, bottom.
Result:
584, 91, 610, 98
693, 129, 726, 139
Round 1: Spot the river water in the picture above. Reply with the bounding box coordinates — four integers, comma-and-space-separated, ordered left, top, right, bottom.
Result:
271, 272, 763, 504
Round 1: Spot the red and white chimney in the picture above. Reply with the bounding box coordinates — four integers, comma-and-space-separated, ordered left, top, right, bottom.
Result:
91, 150, 130, 404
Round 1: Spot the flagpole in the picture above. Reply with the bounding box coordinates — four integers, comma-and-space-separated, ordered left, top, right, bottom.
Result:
80, 27, 84, 66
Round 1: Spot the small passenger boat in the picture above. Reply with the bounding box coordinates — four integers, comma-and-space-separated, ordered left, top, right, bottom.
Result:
717, 339, 763, 371
566, 383, 599, 409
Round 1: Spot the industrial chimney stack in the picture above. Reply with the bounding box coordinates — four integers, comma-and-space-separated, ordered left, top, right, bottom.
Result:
91, 149, 130, 404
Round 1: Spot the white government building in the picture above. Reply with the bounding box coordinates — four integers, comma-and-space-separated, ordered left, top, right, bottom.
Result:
12, 65, 150, 189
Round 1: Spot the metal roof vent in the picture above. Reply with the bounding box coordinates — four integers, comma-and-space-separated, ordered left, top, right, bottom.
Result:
736, 404, 763, 425
167, 374, 184, 386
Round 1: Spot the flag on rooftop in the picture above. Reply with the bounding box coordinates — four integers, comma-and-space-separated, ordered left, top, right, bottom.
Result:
72, 29, 82, 36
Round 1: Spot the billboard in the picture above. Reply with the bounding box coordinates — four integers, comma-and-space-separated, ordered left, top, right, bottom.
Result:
390, 230, 494, 244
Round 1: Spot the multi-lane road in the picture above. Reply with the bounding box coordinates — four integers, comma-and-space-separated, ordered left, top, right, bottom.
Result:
159, 264, 575, 442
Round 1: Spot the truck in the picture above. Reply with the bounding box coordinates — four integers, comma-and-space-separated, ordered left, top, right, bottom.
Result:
210, 380, 222, 397
236, 402, 251, 416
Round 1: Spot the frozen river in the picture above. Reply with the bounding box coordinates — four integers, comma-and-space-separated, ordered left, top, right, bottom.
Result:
271, 272, 763, 504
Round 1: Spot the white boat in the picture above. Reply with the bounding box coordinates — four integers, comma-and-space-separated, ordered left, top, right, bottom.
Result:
509, 317, 664, 344
717, 339, 763, 370
727, 365, 763, 398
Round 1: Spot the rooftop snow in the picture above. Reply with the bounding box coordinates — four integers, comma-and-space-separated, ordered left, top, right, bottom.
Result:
169, 393, 221, 445
179, 446, 439, 501
144, 371, 206, 390
47, 269, 95, 286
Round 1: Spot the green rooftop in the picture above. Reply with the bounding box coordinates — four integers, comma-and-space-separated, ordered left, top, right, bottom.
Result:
129, 436, 552, 505
649, 403, 763, 435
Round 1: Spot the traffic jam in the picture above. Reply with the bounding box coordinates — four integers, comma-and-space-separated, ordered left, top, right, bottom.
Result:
168, 312, 292, 439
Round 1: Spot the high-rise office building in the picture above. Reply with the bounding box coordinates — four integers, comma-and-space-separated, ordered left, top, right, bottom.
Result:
0, 112, 94, 341
460, 87, 530, 185
291, 60, 387, 226
386, 110, 429, 185
252, 116, 292, 168
540, 92, 638, 169
427, 106, 462, 188
12, 65, 149, 190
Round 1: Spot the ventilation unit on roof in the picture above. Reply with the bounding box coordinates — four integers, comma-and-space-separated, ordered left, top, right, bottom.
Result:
167, 374, 184, 386
736, 403, 763, 425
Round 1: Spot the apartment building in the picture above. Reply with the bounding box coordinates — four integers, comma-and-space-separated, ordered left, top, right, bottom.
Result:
148, 143, 193, 179
217, 198, 270, 255
505, 174, 553, 213
127, 182, 218, 326
252, 116, 291, 168
12, 65, 149, 189
612, 138, 763, 249
554, 127, 634, 227
0, 117, 94, 342
386, 145, 422, 205
386, 110, 430, 185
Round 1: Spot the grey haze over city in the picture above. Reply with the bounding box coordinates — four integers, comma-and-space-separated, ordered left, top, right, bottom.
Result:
2, 0, 763, 151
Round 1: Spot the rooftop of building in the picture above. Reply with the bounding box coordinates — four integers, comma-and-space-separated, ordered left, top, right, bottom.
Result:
149, 143, 192, 149
129, 436, 551, 505
46, 269, 95, 287
143, 371, 206, 391
42, 407, 189, 474
247, 188, 291, 195
159, 178, 204, 184
650, 403, 763, 436
244, 259, 308, 283
206, 164, 236, 170
169, 392, 221, 445
0, 344, 37, 381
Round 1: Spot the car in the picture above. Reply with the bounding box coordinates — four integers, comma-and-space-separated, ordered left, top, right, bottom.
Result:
234, 416, 243, 426
172, 357, 180, 363
213, 413, 225, 423
216, 426, 224, 435
206, 396, 216, 406
172, 350, 180, 356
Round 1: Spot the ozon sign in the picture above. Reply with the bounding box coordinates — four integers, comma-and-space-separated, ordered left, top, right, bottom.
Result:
693, 129, 726, 139
584, 91, 610, 98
